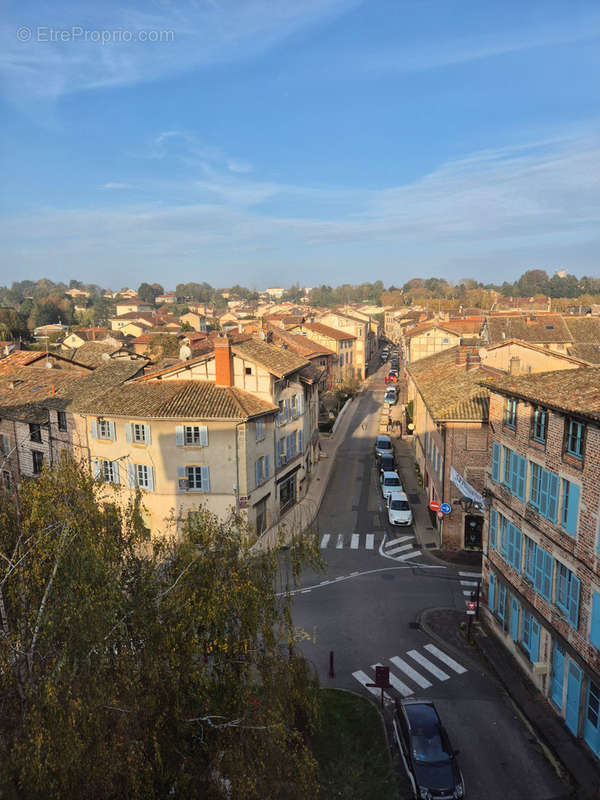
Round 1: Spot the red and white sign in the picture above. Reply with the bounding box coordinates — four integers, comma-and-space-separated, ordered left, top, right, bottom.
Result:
436, 510, 445, 520
429, 501, 441, 512
466, 601, 477, 615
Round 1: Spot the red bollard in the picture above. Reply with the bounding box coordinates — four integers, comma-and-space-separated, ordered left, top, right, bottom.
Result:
329, 650, 335, 678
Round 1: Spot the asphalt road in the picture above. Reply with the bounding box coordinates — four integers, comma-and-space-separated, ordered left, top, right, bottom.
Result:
289, 366, 568, 800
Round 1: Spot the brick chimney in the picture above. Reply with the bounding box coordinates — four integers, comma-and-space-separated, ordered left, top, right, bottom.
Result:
214, 334, 233, 386
466, 348, 481, 371
455, 347, 467, 369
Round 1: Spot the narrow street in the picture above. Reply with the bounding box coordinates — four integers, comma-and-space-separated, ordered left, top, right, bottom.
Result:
291, 355, 568, 800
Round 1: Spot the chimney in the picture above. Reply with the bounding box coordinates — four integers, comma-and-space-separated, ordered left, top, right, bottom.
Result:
214, 334, 233, 386
509, 356, 521, 375
466, 348, 481, 371
455, 348, 467, 369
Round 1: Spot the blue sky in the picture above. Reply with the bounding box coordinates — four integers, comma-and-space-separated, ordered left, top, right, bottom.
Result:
2, 0, 600, 290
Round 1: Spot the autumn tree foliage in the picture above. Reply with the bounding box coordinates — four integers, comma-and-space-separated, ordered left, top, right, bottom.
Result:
0, 457, 320, 799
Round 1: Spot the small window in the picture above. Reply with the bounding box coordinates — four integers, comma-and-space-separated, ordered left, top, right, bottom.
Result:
100, 459, 116, 483
32, 450, 43, 475
186, 465, 205, 490
256, 419, 265, 441
566, 419, 584, 460
132, 423, 147, 444
531, 407, 547, 444
135, 464, 151, 489
184, 426, 205, 446
245, 366, 252, 375
29, 423, 42, 443
98, 420, 113, 440
57, 411, 67, 432
505, 397, 517, 429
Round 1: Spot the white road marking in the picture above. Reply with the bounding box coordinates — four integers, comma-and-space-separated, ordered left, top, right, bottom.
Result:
459, 571, 482, 578
463, 589, 477, 597
424, 644, 467, 674
279, 561, 446, 596
301, 589, 311, 594
460, 580, 479, 587
365, 534, 375, 550
395, 550, 422, 561
350, 571, 360, 577
336, 534, 344, 549
390, 656, 432, 688
387, 535, 413, 546
386, 543, 414, 555
351, 533, 360, 549
372, 662, 413, 697
407, 650, 450, 681
352, 670, 393, 702
320, 534, 330, 549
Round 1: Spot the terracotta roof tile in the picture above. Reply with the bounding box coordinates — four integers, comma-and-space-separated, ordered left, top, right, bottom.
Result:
298, 322, 356, 342
485, 314, 572, 344
231, 338, 309, 377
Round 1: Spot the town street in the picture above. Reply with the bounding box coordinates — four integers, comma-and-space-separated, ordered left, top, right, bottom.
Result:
290, 364, 567, 800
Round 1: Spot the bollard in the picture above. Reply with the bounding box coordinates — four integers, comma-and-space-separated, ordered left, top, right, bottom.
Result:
329, 650, 335, 678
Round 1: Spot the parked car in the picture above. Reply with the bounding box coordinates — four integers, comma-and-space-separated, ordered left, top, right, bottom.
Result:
392, 699, 465, 800
375, 435, 393, 459
387, 491, 413, 526
380, 470, 403, 501
379, 453, 395, 474
384, 387, 398, 405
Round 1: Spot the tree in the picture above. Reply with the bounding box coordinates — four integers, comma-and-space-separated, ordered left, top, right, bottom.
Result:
515, 269, 549, 297
0, 308, 29, 340
0, 457, 320, 798
138, 283, 163, 305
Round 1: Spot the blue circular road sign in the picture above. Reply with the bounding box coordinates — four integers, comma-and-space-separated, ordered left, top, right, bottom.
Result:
440, 503, 452, 514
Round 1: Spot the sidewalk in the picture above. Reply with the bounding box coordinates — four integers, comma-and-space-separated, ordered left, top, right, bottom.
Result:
420, 608, 600, 799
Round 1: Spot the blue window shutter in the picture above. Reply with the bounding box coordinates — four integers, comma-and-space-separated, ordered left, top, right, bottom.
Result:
488, 572, 496, 611
93, 458, 101, 479
503, 448, 512, 487
510, 598, 519, 641
199, 426, 208, 446
112, 461, 120, 484
591, 592, 600, 650
569, 574, 580, 628
530, 620, 540, 662
298, 429, 303, 453
565, 482, 580, 537
108, 421, 116, 441
177, 466, 187, 491
175, 426, 184, 446
91, 420, 98, 439
506, 522, 514, 565
200, 465, 210, 492
145, 424, 152, 445
511, 454, 519, 496
547, 473, 559, 522
513, 528, 522, 573
535, 545, 544, 594
489, 509, 497, 549
265, 453, 271, 478
147, 466, 154, 492
491, 442, 500, 482
128, 463, 135, 488
539, 469, 549, 516
125, 424, 132, 443
517, 455, 526, 501
543, 551, 554, 601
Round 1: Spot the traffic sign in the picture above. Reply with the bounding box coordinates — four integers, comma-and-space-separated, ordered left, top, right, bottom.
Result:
466, 601, 477, 615
429, 501, 441, 511
440, 503, 451, 514
436, 510, 444, 519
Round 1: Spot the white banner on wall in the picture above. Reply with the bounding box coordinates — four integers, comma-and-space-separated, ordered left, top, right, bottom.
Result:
450, 466, 484, 507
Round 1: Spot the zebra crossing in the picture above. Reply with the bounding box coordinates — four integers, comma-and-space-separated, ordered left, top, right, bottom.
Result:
319, 532, 422, 562
459, 571, 482, 609
381, 533, 422, 562
352, 643, 467, 703
319, 533, 376, 551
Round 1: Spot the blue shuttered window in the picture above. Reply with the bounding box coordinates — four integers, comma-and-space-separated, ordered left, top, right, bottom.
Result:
503, 446, 512, 487
584, 681, 600, 759
497, 583, 507, 623
591, 592, 600, 651
522, 612, 540, 661
489, 508, 497, 550
488, 572, 496, 612
561, 480, 580, 537
566, 419, 584, 459
524, 536, 536, 581
552, 645, 565, 708
491, 442, 500, 483
510, 598, 519, 641
534, 546, 553, 601
556, 562, 580, 628
530, 462, 559, 522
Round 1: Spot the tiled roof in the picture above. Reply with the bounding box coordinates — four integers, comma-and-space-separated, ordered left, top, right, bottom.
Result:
76, 379, 278, 420
481, 368, 600, 421
115, 297, 151, 306
70, 342, 125, 367
564, 316, 600, 344
299, 322, 356, 342
567, 344, 600, 365
69, 327, 110, 341
53, 361, 148, 411
267, 326, 335, 358
231, 338, 309, 377
0, 367, 88, 422
485, 314, 572, 344
406, 347, 489, 422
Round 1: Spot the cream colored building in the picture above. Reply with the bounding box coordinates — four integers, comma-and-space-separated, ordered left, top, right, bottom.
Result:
317, 311, 372, 379
290, 322, 356, 384
404, 323, 462, 363
180, 312, 207, 332
115, 298, 154, 317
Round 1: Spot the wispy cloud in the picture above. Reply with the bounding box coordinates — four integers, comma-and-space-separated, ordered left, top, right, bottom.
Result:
101, 182, 132, 190
0, 0, 360, 101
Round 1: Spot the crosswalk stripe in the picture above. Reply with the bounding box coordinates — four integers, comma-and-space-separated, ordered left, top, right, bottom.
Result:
460, 580, 479, 586
320, 534, 330, 549
407, 650, 450, 681
463, 590, 479, 597
336, 534, 343, 549
365, 534, 374, 550
352, 670, 392, 701
459, 571, 482, 578
386, 543, 414, 555
395, 550, 422, 561
390, 656, 432, 688
424, 644, 467, 674
372, 663, 413, 697
351, 533, 360, 550
387, 535, 413, 546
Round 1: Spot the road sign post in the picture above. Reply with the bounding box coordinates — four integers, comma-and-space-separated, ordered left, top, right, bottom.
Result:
366, 665, 391, 710
466, 600, 477, 643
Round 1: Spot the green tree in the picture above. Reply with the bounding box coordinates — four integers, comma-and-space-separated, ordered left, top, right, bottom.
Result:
0, 457, 320, 798
0, 308, 29, 340
138, 283, 163, 304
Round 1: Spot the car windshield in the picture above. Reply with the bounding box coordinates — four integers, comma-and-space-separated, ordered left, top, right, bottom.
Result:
377, 440, 392, 449
390, 500, 409, 510
411, 731, 452, 764
384, 477, 401, 487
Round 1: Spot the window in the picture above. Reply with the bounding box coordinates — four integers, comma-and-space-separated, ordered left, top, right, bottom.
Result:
584, 680, 600, 759
524, 536, 536, 581
489, 508, 497, 549
491, 442, 500, 482
560, 479, 580, 537
505, 397, 517, 429
57, 411, 67, 432
566, 419, 584, 459
522, 612, 540, 662
245, 366, 252, 375
286, 432, 297, 459
128, 463, 154, 491
94, 459, 119, 484
497, 583, 507, 622
592, 592, 600, 651
132, 423, 148, 444
488, 572, 496, 611
187, 466, 205, 490
280, 473, 296, 514
503, 446, 512, 486
29, 423, 42, 443
532, 407, 547, 444
556, 562, 580, 628
175, 425, 208, 446
255, 455, 270, 487
256, 419, 265, 441
95, 419, 116, 440
32, 450, 43, 474
529, 462, 558, 522
534, 545, 554, 601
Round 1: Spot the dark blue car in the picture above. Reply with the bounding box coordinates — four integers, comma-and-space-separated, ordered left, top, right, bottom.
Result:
393, 699, 465, 799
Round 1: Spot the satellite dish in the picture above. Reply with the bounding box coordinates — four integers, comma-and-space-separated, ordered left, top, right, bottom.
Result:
102, 352, 110, 361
